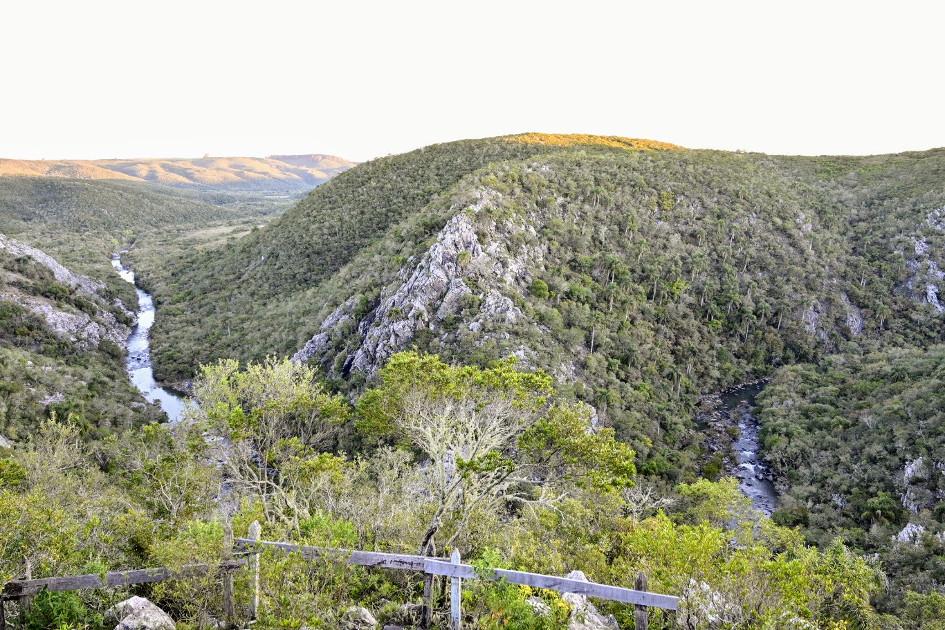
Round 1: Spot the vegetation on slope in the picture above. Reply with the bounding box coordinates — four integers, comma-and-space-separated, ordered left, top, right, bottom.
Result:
0, 175, 301, 438
138, 135, 945, 621
148, 137, 944, 473
0, 355, 896, 628
142, 135, 666, 381
0, 242, 165, 438
759, 345, 945, 611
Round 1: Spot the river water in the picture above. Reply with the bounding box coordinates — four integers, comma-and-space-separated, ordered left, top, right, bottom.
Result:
721, 383, 778, 515
111, 254, 187, 422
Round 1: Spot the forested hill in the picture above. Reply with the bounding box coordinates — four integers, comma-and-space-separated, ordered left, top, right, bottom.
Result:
147, 134, 945, 465
0, 154, 354, 192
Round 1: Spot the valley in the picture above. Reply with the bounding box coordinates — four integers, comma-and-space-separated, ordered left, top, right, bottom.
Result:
1, 134, 944, 627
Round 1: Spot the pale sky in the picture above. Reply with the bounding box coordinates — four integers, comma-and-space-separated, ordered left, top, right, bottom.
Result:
2, 0, 944, 162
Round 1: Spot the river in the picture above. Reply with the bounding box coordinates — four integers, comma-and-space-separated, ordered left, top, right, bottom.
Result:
699, 382, 778, 515
111, 254, 187, 422
722, 383, 777, 515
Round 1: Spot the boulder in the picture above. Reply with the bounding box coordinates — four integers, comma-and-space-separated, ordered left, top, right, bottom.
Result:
106, 596, 175, 630
526, 595, 552, 617
342, 605, 378, 629
676, 580, 741, 628
562, 571, 618, 630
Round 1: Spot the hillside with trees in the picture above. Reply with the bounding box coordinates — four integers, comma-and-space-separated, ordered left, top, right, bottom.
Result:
147, 135, 945, 469
2, 134, 944, 626
0, 233, 166, 438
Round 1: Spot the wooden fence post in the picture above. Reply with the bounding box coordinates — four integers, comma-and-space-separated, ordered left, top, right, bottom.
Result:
450, 550, 462, 630
634, 572, 648, 630
248, 521, 262, 620
222, 523, 236, 627
421, 571, 434, 629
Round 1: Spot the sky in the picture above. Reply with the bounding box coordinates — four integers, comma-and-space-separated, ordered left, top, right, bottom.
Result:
1, 0, 944, 162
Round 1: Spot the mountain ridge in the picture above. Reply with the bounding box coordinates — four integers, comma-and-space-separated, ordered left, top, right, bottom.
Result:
0, 153, 355, 192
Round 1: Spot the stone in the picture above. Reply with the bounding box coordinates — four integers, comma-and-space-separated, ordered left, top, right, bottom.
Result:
106, 596, 175, 630
526, 596, 552, 617
895, 522, 926, 544
342, 605, 378, 629
676, 580, 741, 628
562, 570, 619, 630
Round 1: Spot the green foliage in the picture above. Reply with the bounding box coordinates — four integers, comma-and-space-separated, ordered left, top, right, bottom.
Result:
528, 278, 549, 299
22, 590, 101, 630
355, 350, 553, 445
758, 345, 945, 611
142, 136, 945, 493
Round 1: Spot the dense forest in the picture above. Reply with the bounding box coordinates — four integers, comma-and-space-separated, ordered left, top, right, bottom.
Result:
1, 134, 945, 627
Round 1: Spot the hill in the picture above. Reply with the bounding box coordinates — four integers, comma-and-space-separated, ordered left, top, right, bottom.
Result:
0, 154, 355, 192
139, 133, 945, 616
0, 175, 299, 284
146, 135, 945, 446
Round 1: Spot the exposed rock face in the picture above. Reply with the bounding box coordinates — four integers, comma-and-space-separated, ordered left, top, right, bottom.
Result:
896, 522, 926, 544
0, 233, 130, 348
106, 596, 175, 630
840, 293, 864, 336
0, 233, 104, 295
905, 236, 945, 313
898, 457, 939, 514
677, 580, 742, 629
292, 296, 358, 363
801, 300, 828, 342
561, 570, 619, 630
294, 189, 544, 376
526, 595, 552, 617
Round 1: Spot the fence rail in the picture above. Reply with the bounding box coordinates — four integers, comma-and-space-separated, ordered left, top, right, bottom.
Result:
0, 522, 678, 630
234, 538, 678, 610
1, 560, 245, 600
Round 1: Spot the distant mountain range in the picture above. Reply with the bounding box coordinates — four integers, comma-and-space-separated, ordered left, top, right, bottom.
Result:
0, 154, 355, 192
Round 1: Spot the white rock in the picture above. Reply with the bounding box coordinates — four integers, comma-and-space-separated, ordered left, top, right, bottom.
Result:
676, 580, 742, 628
106, 596, 175, 630
895, 522, 926, 544
562, 570, 619, 630
342, 605, 378, 629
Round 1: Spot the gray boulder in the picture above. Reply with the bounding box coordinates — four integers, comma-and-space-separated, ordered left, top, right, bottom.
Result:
106, 596, 175, 630
562, 570, 619, 630
342, 605, 378, 629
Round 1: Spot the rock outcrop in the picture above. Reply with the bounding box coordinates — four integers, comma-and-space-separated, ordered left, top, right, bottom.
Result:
0, 233, 130, 348
342, 605, 378, 629
561, 570, 619, 630
0, 233, 104, 295
106, 596, 175, 630
294, 189, 544, 376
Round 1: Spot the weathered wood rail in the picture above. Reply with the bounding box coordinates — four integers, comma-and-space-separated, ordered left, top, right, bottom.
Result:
236, 523, 678, 629
234, 537, 678, 609
0, 560, 245, 629
0, 521, 678, 629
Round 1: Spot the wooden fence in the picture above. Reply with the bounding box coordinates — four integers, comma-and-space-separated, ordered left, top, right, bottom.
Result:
1, 521, 678, 629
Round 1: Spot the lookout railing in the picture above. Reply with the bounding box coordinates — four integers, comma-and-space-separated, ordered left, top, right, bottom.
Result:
1, 521, 678, 630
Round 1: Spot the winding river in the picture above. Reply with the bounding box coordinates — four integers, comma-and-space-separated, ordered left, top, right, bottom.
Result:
111, 254, 187, 422
722, 383, 778, 515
